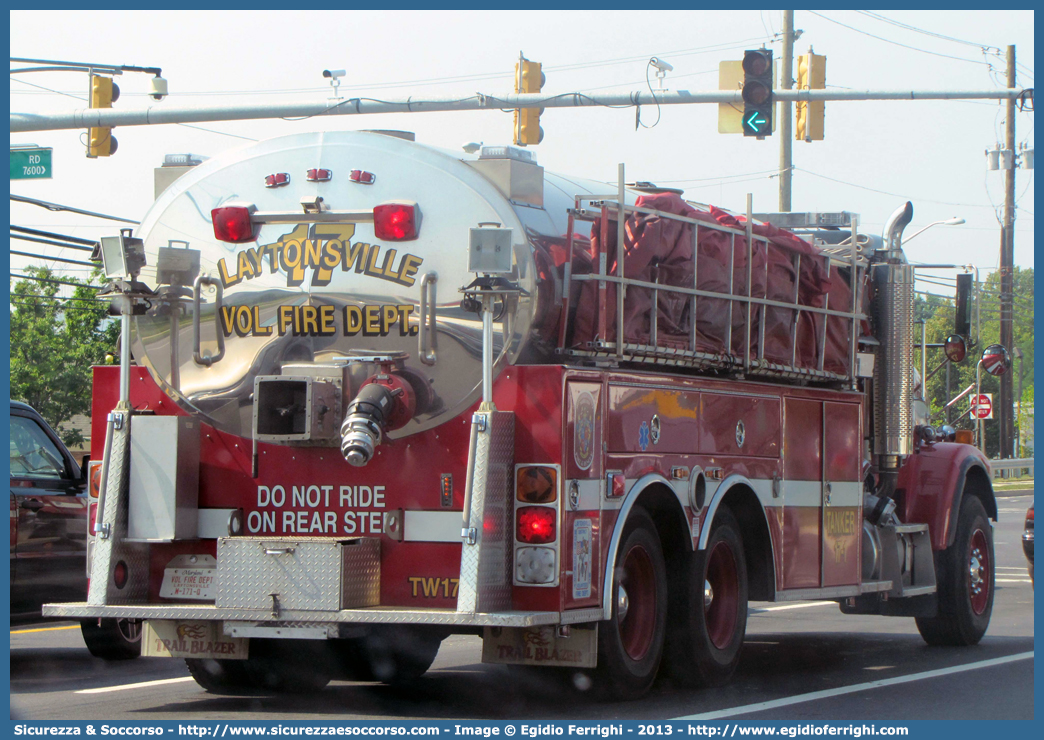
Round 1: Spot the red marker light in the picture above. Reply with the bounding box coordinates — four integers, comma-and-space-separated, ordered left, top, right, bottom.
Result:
516, 506, 556, 545
306, 168, 333, 182
373, 202, 418, 241
264, 172, 290, 188
113, 560, 128, 589
211, 206, 256, 243
349, 170, 376, 184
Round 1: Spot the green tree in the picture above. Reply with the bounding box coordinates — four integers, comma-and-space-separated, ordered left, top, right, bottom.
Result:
916, 267, 1034, 457
10, 267, 119, 447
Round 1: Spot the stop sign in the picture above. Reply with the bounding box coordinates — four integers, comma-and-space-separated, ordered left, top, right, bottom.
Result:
970, 393, 993, 420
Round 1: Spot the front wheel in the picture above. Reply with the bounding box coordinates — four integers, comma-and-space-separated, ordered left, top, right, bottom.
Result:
916, 495, 994, 646
664, 506, 748, 687
81, 618, 142, 660
595, 506, 667, 700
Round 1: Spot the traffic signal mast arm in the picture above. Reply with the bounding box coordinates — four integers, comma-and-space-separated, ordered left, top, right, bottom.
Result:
11, 87, 1029, 133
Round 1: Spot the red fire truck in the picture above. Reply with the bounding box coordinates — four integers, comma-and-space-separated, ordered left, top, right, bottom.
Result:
48, 131, 1007, 699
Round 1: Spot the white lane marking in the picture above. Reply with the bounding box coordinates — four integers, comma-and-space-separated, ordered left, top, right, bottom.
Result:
751, 601, 835, 613
75, 676, 195, 694
675, 651, 1034, 720
997, 578, 1032, 583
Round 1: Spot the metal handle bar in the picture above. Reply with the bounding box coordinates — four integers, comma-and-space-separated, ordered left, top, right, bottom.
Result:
192, 275, 225, 366
419, 271, 438, 366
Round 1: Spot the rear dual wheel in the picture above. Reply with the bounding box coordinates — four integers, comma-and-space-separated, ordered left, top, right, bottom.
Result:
664, 506, 748, 687
596, 506, 667, 699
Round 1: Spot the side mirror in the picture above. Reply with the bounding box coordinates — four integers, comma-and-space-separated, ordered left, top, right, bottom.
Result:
981, 344, 1011, 377
944, 334, 967, 363
80, 454, 90, 484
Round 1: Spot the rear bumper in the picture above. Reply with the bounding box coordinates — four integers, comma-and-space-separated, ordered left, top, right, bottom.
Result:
43, 602, 603, 628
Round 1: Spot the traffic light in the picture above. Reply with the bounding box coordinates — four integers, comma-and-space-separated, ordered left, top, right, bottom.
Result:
741, 49, 773, 137
88, 74, 119, 157
795, 51, 826, 141
514, 55, 544, 146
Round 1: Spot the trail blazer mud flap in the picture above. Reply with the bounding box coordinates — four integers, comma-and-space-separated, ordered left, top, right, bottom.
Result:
482, 624, 598, 668
142, 620, 248, 660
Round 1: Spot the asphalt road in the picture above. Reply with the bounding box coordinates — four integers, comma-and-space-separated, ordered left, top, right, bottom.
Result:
10, 492, 1033, 722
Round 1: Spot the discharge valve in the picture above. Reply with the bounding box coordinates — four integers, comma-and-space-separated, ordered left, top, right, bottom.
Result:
340, 374, 416, 467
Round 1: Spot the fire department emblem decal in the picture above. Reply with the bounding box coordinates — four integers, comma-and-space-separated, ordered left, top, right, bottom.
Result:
574, 392, 596, 471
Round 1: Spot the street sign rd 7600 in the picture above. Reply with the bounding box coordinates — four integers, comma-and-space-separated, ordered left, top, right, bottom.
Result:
11, 147, 52, 180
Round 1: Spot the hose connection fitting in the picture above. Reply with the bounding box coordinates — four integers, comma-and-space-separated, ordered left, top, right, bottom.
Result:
340, 375, 416, 467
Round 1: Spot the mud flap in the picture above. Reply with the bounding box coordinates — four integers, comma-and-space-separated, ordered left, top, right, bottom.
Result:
481, 625, 597, 668
142, 620, 248, 660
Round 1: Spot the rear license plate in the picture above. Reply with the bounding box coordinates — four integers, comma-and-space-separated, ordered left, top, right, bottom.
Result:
159, 568, 216, 600
142, 620, 247, 660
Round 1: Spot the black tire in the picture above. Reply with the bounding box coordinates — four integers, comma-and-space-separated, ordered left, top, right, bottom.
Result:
595, 506, 668, 700
185, 659, 257, 695
916, 495, 994, 646
664, 506, 748, 687
359, 627, 444, 685
329, 638, 376, 682
80, 618, 142, 660
242, 640, 332, 693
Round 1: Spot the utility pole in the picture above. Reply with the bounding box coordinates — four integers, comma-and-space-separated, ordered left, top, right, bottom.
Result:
779, 10, 795, 211
999, 45, 1016, 458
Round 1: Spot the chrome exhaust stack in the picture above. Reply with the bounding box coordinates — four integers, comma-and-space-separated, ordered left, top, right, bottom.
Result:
872, 202, 916, 495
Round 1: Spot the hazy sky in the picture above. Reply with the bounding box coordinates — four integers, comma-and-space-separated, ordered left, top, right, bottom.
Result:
9, 9, 1035, 298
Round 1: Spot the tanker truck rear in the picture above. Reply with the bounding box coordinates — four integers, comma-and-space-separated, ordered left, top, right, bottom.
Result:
48, 130, 1001, 699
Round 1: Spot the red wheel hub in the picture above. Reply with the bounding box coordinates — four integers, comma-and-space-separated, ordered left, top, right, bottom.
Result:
619, 544, 656, 661
705, 540, 739, 650
968, 528, 991, 615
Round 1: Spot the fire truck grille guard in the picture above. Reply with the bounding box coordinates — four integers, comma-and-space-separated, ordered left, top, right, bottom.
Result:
42, 603, 605, 629
560, 342, 850, 383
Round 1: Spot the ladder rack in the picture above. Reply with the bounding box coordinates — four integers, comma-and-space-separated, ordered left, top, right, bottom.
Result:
555, 165, 868, 387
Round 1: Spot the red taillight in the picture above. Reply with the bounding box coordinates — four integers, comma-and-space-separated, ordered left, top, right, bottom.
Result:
350, 170, 376, 184
113, 560, 128, 589
306, 168, 333, 182
89, 461, 102, 499
373, 202, 418, 241
88, 502, 98, 533
211, 206, 256, 243
264, 172, 290, 188
517, 506, 556, 544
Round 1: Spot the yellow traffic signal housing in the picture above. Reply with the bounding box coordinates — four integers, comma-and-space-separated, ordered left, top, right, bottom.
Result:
513, 55, 544, 146
88, 74, 119, 157
795, 52, 826, 141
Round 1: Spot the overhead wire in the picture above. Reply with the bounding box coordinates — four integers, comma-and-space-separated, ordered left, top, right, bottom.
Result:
808, 11, 995, 67
794, 168, 1003, 209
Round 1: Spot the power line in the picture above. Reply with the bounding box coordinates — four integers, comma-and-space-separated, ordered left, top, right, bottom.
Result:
854, 11, 1001, 52
10, 249, 95, 267
794, 167, 1002, 209
11, 195, 138, 224
808, 11, 993, 67
10, 273, 102, 290
10, 225, 98, 246
10, 233, 96, 252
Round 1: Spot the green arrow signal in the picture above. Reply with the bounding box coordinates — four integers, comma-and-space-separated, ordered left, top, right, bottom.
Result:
745, 112, 766, 133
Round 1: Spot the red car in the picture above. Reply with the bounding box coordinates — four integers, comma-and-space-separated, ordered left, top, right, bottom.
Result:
10, 400, 141, 659
1024, 506, 1034, 586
